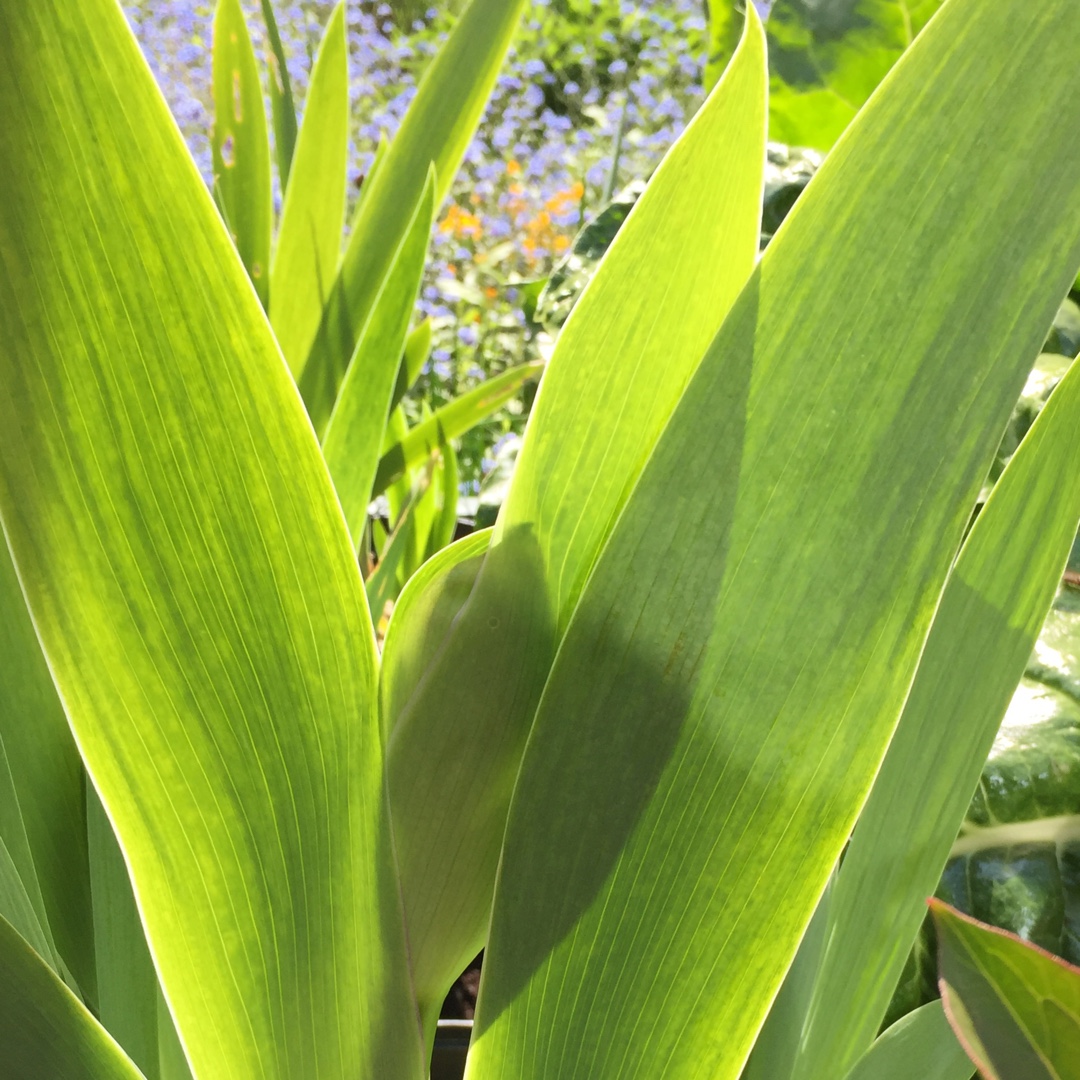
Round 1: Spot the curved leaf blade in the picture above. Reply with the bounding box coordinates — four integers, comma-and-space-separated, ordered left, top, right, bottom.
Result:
0, 5, 422, 1078
841, 1002, 973, 1080
258, 0, 297, 189
212, 0, 272, 306
270, 2, 349, 376
0, 914, 144, 1080
467, 2, 1080, 1077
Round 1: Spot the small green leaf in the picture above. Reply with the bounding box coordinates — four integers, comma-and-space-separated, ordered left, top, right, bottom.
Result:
380, 528, 492, 742
258, 0, 297, 189
841, 1002, 973, 1080
298, 0, 527, 428
427, 439, 459, 560
322, 172, 435, 546
0, 913, 143, 1080
270, 1, 349, 375
211, 0, 272, 306
371, 360, 542, 499
932, 899, 1080, 1080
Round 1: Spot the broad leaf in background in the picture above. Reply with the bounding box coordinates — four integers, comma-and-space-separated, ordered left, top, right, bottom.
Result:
0, 4, 422, 1079
0, 914, 143, 1080
211, 0, 272, 306
466, 2, 1080, 1077
841, 1002, 973, 1080
0, 543, 93, 1002
269, 1, 349, 375
298, 0, 527, 432
371, 359, 543, 499
707, 0, 944, 149
381, 11, 767, 1037
322, 172, 435, 547
932, 899, 1080, 1079
936, 673, 1080, 961
786, 331, 1080, 1080
258, 0, 297, 189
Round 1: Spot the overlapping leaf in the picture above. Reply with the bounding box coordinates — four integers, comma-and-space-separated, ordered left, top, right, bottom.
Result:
211, 0, 272, 306
0, 914, 143, 1080
381, 12, 767, 1035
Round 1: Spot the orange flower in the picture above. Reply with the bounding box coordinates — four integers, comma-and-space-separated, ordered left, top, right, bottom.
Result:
506, 159, 521, 176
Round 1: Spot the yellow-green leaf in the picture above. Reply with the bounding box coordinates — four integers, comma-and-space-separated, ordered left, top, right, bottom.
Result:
297, 0, 526, 431
212, 0, 272, 306
269, 2, 349, 375
0, 4, 422, 1078
0, 913, 143, 1080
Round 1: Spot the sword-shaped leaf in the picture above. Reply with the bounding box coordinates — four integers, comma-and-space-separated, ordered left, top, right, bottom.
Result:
466, 2, 1080, 1077
258, 0, 297, 189
371, 360, 543, 500
790, 319, 1080, 1080
212, 0, 272, 306
0, 4, 422, 1078
298, 0, 526, 431
270, 1, 349, 375
0, 914, 144, 1080
322, 171, 435, 547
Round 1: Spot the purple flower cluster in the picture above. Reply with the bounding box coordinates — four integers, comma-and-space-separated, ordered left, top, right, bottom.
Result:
123, 0, 716, 484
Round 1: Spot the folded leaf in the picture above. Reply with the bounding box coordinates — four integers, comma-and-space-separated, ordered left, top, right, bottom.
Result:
0, 913, 143, 1080
0, 5, 422, 1078
932, 899, 1080, 1079
467, 2, 1080, 1077
382, 11, 768, 1036
211, 0, 272, 306
298, 0, 526, 430
372, 360, 542, 499
270, 1, 349, 375
790, 316, 1080, 1080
